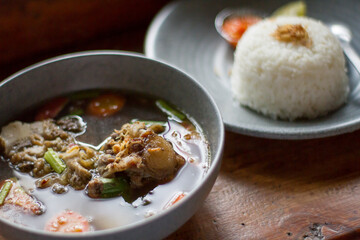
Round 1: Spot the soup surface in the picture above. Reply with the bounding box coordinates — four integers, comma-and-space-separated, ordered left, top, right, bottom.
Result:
0, 90, 209, 232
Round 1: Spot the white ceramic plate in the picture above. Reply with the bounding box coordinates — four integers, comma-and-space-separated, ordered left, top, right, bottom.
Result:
145, 0, 360, 139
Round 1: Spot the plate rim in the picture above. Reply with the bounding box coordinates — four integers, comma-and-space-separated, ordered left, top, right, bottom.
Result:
144, 0, 360, 140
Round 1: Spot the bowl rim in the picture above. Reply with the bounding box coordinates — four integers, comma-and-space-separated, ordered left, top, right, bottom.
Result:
0, 50, 225, 238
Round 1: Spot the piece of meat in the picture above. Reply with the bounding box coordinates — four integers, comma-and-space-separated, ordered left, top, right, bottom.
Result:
59, 145, 95, 190
36, 145, 96, 191
0, 120, 74, 178
98, 122, 185, 188
1, 120, 96, 192
36, 173, 65, 189
0, 121, 43, 155
142, 134, 185, 180
51, 183, 68, 194
42, 120, 71, 141
10, 145, 46, 165
148, 123, 165, 134
33, 158, 53, 178
56, 116, 85, 133
1, 120, 72, 157
86, 178, 103, 198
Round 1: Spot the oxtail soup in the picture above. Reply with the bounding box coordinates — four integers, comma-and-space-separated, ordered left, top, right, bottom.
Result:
0, 90, 209, 233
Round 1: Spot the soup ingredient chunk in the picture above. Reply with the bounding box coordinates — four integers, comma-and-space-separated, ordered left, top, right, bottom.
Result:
0, 179, 44, 215
87, 93, 125, 117
87, 177, 129, 198
131, 119, 166, 133
0, 181, 12, 205
60, 145, 96, 190
57, 116, 86, 133
0, 119, 97, 192
37, 144, 97, 192
0, 120, 73, 176
0, 121, 45, 155
44, 148, 66, 174
45, 210, 90, 233
96, 122, 185, 188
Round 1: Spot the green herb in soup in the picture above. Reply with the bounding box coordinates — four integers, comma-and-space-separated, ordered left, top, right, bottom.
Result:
0, 90, 209, 233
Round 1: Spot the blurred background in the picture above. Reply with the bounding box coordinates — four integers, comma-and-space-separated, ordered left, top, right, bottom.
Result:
0, 0, 170, 80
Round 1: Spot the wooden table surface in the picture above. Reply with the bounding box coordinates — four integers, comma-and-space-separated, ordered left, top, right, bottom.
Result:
1, 1, 360, 240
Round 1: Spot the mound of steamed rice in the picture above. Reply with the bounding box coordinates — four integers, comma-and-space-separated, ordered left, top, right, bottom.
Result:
231, 16, 349, 120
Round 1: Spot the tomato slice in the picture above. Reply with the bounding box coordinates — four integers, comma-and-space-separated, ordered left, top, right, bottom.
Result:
35, 97, 69, 121
45, 210, 90, 233
222, 15, 262, 47
87, 93, 125, 117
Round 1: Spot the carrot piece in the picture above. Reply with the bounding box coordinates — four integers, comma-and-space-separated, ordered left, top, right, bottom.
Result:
87, 93, 125, 117
164, 192, 186, 209
171, 193, 186, 205
2, 179, 43, 215
45, 210, 90, 233
35, 97, 69, 121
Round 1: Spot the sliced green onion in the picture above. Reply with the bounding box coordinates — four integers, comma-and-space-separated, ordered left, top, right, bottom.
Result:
0, 181, 12, 205
44, 148, 66, 174
100, 177, 129, 198
155, 100, 186, 121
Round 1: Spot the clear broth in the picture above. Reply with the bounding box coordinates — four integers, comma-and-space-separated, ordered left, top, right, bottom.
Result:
0, 90, 209, 231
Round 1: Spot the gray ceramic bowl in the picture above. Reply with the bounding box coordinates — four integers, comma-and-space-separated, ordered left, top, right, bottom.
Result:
0, 51, 224, 240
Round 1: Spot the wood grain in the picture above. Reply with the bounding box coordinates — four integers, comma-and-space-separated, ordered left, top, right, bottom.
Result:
2, 1, 360, 239
0, 0, 168, 68
166, 131, 360, 240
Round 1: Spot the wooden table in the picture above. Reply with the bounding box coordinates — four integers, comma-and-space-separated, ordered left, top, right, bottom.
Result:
1, 1, 360, 239
169, 131, 360, 240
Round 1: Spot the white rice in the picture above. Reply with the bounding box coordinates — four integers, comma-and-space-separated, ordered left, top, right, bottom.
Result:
231, 16, 349, 120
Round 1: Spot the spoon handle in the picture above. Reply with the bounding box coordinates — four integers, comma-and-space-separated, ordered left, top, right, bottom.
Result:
340, 41, 360, 74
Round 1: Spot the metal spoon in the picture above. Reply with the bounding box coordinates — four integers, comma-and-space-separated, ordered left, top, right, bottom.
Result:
329, 23, 360, 73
